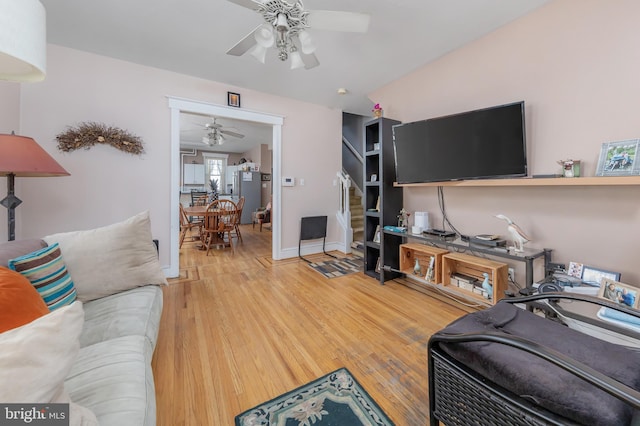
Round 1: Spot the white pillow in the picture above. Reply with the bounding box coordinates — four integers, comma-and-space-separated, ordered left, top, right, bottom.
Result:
44, 211, 168, 302
0, 302, 98, 425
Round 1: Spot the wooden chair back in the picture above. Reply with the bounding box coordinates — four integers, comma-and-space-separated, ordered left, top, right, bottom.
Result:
202, 200, 238, 254
192, 195, 209, 206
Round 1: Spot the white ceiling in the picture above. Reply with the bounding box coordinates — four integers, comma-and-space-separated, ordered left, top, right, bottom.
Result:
39, 0, 551, 150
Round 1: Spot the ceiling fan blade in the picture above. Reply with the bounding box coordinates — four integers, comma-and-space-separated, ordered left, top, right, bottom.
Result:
220, 129, 245, 139
226, 0, 262, 10
226, 26, 260, 56
307, 10, 370, 33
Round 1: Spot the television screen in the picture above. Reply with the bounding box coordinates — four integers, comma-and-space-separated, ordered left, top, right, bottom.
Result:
392, 101, 527, 184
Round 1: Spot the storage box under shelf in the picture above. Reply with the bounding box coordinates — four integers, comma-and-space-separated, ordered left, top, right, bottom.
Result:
399, 243, 449, 284
441, 252, 508, 305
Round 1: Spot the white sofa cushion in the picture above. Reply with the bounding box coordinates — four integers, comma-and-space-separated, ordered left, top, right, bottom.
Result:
0, 302, 99, 425
44, 211, 168, 302
80, 286, 163, 353
65, 335, 156, 426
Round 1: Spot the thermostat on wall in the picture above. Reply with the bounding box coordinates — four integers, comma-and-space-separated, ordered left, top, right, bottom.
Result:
282, 176, 295, 187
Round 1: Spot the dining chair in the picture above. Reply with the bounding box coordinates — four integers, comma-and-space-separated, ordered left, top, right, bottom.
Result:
202, 199, 238, 255
190, 190, 208, 206
179, 204, 202, 248
233, 196, 245, 243
192, 195, 209, 206
252, 201, 271, 232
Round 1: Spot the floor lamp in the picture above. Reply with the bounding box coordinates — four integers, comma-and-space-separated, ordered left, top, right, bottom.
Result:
0, 1, 54, 241
0, 134, 69, 241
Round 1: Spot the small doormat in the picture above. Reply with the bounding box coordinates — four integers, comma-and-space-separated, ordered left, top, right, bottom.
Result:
307, 257, 363, 279
235, 367, 395, 426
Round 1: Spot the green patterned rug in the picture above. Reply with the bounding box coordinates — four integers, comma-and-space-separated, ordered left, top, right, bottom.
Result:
235, 368, 395, 426
307, 257, 363, 279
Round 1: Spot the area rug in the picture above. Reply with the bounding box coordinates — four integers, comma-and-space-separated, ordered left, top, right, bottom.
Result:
307, 257, 363, 279
235, 368, 395, 426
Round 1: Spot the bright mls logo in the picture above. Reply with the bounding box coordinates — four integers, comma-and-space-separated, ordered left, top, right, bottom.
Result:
1, 404, 68, 425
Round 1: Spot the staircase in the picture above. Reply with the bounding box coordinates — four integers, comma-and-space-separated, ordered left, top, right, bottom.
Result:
349, 186, 364, 256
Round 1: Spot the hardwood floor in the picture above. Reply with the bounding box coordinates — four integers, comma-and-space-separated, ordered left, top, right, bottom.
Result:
152, 224, 467, 425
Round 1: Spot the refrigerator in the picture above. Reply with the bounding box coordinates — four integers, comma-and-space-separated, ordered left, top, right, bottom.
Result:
234, 171, 262, 224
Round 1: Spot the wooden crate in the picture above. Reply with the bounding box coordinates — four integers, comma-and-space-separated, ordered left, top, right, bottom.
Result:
442, 252, 508, 305
399, 243, 449, 284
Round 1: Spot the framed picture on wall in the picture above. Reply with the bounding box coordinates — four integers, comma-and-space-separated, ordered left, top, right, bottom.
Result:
595, 139, 640, 176
227, 92, 241, 108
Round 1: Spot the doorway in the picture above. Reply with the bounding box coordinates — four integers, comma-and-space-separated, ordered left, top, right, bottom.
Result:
168, 96, 284, 277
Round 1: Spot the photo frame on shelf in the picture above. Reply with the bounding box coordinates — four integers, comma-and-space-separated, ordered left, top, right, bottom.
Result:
375, 257, 381, 273
595, 139, 640, 176
581, 265, 621, 287
370, 174, 377, 182
227, 92, 241, 108
598, 278, 639, 309
567, 262, 583, 278
373, 225, 381, 243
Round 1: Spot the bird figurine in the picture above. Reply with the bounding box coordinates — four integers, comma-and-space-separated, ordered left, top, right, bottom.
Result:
495, 214, 530, 252
481, 272, 493, 300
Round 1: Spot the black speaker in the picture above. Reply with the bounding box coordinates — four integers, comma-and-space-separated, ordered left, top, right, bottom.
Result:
538, 282, 563, 293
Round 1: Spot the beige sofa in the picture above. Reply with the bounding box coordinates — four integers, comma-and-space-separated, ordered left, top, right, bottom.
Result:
0, 211, 166, 425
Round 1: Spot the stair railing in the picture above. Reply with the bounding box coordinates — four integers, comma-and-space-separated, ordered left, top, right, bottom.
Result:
336, 170, 353, 252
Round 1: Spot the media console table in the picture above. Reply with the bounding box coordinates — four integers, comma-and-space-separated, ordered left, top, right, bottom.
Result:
383, 229, 552, 306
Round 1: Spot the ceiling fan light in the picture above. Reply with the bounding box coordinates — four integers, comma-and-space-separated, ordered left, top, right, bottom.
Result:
290, 50, 304, 70
249, 44, 268, 64
254, 24, 274, 48
275, 13, 289, 32
298, 30, 316, 55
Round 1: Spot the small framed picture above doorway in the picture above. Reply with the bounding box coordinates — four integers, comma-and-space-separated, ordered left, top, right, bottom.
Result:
227, 92, 241, 108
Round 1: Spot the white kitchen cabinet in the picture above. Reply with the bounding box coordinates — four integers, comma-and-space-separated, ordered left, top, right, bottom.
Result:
183, 164, 205, 185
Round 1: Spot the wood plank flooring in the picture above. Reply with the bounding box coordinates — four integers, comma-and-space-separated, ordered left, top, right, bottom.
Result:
152, 225, 467, 425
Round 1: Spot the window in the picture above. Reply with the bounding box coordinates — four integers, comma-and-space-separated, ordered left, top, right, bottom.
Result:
203, 153, 228, 192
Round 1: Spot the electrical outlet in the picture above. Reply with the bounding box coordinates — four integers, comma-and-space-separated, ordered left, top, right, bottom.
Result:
508, 268, 515, 282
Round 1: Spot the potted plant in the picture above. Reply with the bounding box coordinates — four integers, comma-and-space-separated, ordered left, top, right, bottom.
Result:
209, 178, 219, 202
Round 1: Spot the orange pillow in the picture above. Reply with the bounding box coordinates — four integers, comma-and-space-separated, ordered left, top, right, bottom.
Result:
0, 266, 49, 333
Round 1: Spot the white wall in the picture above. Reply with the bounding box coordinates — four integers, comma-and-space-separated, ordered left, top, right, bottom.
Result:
5, 44, 342, 268
370, 0, 640, 284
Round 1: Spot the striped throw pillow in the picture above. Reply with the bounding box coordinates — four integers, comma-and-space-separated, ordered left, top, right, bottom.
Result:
8, 243, 77, 311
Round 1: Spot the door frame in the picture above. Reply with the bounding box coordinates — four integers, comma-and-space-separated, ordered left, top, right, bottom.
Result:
167, 96, 284, 277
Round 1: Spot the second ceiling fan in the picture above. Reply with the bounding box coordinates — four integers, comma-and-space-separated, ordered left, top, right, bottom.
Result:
226, 0, 370, 70
202, 118, 245, 146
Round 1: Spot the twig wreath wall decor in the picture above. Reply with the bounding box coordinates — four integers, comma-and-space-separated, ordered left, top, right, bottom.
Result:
56, 122, 144, 155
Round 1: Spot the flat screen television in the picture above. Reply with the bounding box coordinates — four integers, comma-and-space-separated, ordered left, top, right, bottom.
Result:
392, 101, 527, 184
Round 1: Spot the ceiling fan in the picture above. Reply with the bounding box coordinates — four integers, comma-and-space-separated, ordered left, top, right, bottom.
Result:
201, 118, 245, 146
226, 0, 370, 70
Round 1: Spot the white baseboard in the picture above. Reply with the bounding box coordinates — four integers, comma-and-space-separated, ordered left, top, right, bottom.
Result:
278, 240, 346, 260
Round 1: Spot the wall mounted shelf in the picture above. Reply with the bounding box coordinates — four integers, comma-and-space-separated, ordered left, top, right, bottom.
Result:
394, 176, 640, 188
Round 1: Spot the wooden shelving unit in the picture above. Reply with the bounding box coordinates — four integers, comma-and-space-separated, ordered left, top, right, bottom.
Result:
441, 252, 508, 305
399, 244, 449, 284
394, 176, 640, 188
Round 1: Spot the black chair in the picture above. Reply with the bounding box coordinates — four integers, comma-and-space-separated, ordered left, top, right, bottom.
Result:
298, 216, 337, 263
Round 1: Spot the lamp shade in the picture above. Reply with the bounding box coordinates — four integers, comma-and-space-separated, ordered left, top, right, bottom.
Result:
0, 134, 69, 177
0, 0, 46, 82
